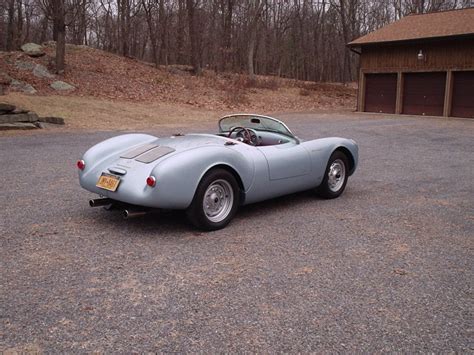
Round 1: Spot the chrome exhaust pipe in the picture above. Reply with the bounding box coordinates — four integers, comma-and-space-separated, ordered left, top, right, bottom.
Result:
89, 198, 112, 207
123, 209, 147, 219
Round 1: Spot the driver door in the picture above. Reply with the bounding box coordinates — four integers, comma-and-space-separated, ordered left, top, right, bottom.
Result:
258, 142, 311, 180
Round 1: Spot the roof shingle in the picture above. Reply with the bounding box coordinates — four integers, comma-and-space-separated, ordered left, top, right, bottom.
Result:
349, 8, 474, 46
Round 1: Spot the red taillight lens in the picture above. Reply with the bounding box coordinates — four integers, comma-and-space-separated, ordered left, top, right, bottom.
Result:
77, 159, 85, 170
146, 176, 156, 187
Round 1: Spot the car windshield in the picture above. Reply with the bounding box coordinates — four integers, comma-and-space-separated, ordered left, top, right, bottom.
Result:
218, 114, 294, 137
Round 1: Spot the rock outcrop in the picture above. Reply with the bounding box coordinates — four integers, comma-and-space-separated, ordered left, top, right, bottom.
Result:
0, 103, 65, 130
20, 43, 45, 57
0, 103, 16, 113
15, 60, 55, 79
10, 80, 37, 94
33, 64, 56, 79
50, 81, 75, 91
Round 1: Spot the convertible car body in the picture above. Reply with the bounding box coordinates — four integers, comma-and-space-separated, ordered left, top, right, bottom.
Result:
78, 114, 358, 230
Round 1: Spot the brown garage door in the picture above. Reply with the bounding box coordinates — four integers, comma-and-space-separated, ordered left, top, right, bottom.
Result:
451, 71, 474, 118
364, 73, 397, 113
403, 72, 446, 116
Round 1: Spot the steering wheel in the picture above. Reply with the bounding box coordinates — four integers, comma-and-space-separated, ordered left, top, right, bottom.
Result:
227, 126, 258, 146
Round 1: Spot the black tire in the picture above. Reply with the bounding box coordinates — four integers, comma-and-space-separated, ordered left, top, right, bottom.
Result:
317, 150, 349, 199
186, 168, 240, 231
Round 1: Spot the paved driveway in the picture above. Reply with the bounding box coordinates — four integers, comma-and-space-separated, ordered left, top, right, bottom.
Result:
1, 113, 472, 352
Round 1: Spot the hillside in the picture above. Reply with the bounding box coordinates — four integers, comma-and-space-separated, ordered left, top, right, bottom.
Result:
1, 43, 356, 130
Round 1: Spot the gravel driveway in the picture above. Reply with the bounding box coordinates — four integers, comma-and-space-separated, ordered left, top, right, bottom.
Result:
1, 112, 473, 352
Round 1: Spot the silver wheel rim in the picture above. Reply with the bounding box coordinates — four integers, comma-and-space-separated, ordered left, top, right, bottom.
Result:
328, 159, 346, 192
203, 179, 234, 223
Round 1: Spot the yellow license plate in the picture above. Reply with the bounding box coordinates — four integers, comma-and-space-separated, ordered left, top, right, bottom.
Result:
96, 173, 121, 192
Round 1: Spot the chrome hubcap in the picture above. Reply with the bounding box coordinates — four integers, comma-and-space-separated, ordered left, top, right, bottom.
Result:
328, 159, 346, 192
203, 179, 234, 223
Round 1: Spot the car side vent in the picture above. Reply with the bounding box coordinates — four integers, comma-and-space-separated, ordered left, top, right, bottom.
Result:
135, 146, 176, 163
121, 143, 159, 159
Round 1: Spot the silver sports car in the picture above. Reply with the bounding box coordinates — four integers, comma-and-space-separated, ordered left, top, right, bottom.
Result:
78, 114, 358, 230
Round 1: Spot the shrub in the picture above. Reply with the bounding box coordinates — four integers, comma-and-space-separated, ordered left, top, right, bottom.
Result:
299, 88, 311, 96
244, 76, 280, 90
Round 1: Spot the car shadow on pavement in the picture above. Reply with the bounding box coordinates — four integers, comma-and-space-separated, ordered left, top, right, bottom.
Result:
237, 190, 321, 217
83, 189, 323, 236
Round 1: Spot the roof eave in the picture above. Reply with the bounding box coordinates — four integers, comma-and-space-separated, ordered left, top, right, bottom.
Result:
347, 32, 474, 48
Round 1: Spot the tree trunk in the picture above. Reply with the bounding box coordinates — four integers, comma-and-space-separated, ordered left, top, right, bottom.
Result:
120, 0, 130, 56
186, 0, 201, 75
39, 15, 48, 43
16, 0, 23, 49
247, 28, 256, 78
337, 0, 351, 83
142, 0, 159, 67
159, 0, 167, 64
53, 0, 66, 74
176, 0, 185, 64
6, 0, 15, 51
247, 1, 263, 78
221, 0, 234, 71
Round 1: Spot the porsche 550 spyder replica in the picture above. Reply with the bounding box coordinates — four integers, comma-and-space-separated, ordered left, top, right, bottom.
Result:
78, 114, 358, 230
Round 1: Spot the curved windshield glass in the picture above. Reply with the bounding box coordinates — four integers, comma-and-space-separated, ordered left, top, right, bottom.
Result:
219, 114, 294, 137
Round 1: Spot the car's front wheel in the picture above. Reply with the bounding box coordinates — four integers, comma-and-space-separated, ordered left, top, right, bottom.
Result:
317, 150, 349, 199
186, 168, 240, 230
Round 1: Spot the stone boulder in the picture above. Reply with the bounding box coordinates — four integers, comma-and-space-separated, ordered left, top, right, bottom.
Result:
33, 64, 55, 79
11, 80, 37, 94
15, 60, 36, 71
0, 122, 39, 130
0, 112, 39, 124
50, 81, 75, 91
39, 116, 65, 125
0, 103, 16, 114
21, 43, 45, 57
0, 105, 65, 130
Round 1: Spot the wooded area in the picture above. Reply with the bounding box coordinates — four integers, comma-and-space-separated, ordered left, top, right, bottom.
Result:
1, 0, 471, 82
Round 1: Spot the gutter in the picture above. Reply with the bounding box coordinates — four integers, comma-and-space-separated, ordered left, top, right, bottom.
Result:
348, 46, 361, 55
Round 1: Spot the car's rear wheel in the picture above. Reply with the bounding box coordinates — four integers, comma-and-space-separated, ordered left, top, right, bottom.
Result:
317, 150, 349, 199
186, 168, 240, 230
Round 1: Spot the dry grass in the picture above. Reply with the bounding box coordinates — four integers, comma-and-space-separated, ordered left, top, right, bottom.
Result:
1, 93, 222, 131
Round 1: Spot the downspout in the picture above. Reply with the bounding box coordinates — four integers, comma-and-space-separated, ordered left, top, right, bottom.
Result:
347, 44, 361, 111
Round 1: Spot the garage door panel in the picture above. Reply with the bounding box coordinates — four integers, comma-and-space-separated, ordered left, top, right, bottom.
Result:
364, 73, 397, 114
403, 72, 446, 116
452, 71, 474, 118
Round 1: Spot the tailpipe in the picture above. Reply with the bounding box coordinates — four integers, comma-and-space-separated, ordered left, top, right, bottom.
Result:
89, 198, 112, 207
123, 209, 147, 219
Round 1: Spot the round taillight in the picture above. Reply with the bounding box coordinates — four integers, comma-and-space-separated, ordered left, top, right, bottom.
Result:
77, 159, 85, 170
146, 176, 156, 187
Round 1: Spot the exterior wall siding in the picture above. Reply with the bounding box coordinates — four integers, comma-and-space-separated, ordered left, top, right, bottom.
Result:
360, 38, 474, 72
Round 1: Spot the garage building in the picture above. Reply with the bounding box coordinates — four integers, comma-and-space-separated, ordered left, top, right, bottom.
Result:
348, 8, 474, 118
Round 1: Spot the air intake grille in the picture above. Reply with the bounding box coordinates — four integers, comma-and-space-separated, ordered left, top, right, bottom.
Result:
120, 143, 159, 159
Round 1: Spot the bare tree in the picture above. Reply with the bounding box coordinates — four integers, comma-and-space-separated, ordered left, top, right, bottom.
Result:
1, 0, 470, 80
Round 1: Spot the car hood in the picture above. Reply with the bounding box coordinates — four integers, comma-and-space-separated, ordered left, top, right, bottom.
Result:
153, 134, 227, 151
